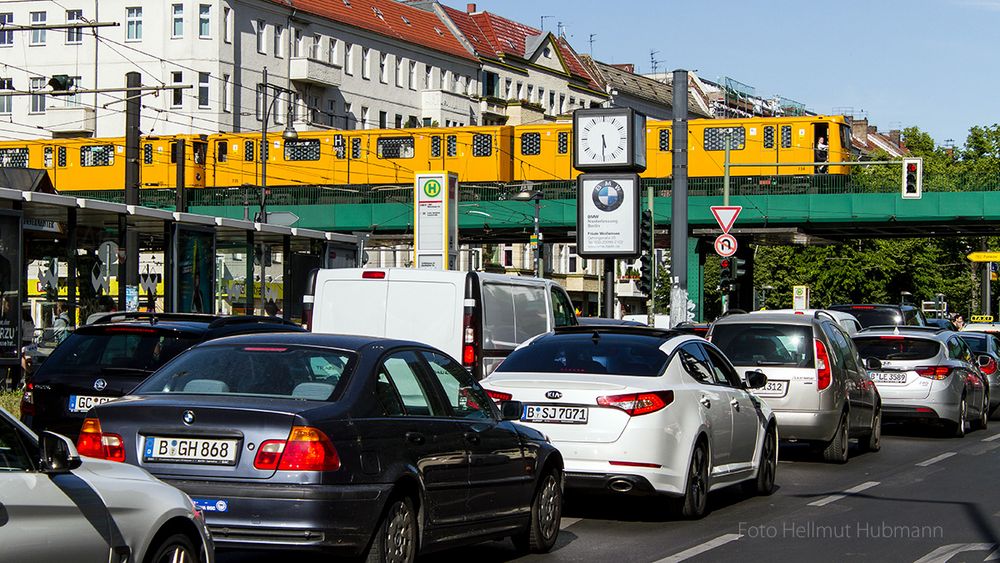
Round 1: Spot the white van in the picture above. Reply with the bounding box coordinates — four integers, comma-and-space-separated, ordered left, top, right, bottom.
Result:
750, 309, 863, 336
304, 268, 578, 379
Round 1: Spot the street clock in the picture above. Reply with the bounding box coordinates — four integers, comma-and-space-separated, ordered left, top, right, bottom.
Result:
573, 107, 647, 172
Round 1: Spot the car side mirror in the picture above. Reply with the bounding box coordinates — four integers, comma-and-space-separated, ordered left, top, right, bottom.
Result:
744, 370, 768, 389
499, 400, 523, 421
865, 357, 882, 370
978, 355, 993, 368
39, 431, 82, 473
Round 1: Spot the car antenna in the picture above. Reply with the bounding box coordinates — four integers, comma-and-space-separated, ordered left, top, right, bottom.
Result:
592, 331, 600, 344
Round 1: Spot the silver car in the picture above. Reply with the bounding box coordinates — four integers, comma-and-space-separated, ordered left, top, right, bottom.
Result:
0, 407, 214, 563
710, 311, 881, 463
853, 326, 989, 437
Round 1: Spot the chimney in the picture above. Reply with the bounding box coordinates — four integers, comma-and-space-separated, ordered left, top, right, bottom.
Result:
851, 118, 868, 148
888, 129, 902, 148
467, 3, 476, 12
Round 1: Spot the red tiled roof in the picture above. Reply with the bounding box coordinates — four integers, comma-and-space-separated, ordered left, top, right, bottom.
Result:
555, 36, 601, 91
268, 0, 477, 61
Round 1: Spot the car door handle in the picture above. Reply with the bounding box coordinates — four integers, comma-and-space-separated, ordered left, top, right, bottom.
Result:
0, 503, 7, 527
730, 399, 740, 411
464, 432, 481, 445
700, 396, 711, 408
405, 431, 426, 445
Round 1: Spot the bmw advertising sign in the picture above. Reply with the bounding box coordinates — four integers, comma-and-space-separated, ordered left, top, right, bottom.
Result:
576, 173, 640, 258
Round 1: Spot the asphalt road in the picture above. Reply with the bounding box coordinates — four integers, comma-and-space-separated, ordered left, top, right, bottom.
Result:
222, 421, 1000, 563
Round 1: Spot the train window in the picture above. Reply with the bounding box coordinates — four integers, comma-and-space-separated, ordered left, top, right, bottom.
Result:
658, 129, 670, 152
81, 145, 115, 167
521, 132, 541, 156
44, 147, 53, 168
244, 140, 254, 162
763, 126, 775, 149
284, 139, 321, 161
143, 143, 154, 165
558, 132, 569, 154
170, 142, 179, 164
472, 133, 492, 157
352, 138, 361, 159
840, 124, 851, 155
57, 147, 66, 167
703, 127, 745, 151
447, 135, 457, 157
193, 142, 207, 165
377, 137, 414, 159
430, 136, 441, 158
0, 147, 29, 168
781, 125, 792, 148
334, 134, 345, 159
216, 141, 227, 163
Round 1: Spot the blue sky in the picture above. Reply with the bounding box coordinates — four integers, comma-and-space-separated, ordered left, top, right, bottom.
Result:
459, 0, 999, 147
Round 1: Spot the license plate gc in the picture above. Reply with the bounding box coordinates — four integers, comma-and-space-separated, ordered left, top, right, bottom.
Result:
68, 395, 115, 413
522, 404, 589, 424
143, 436, 239, 465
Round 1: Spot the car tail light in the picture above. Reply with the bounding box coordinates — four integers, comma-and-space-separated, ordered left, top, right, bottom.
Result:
597, 391, 674, 416
815, 339, 832, 391
76, 418, 126, 462
916, 366, 952, 380
982, 359, 997, 376
362, 270, 386, 279
19, 382, 35, 418
879, 335, 904, 340
253, 426, 340, 472
485, 389, 512, 402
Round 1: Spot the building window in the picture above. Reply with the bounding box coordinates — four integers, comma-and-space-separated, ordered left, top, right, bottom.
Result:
362, 48, 371, 80
254, 20, 266, 53
549, 91, 556, 114
526, 84, 533, 102
568, 246, 578, 273
455, 75, 463, 94
407, 61, 417, 90
199, 4, 211, 38
293, 28, 303, 57
378, 111, 387, 128
0, 13, 12, 47
516, 82, 523, 99
64, 76, 81, 106
503, 246, 513, 267
254, 84, 263, 120
344, 43, 354, 75
328, 37, 338, 64
126, 7, 143, 40
171, 4, 183, 38
310, 34, 320, 59
198, 72, 209, 108
394, 114, 402, 128
66, 10, 83, 44
395, 57, 404, 87
379, 53, 388, 83
223, 7, 232, 43
504, 78, 512, 99
559, 94, 565, 114
30, 12, 47, 45
345, 102, 354, 128
361, 106, 370, 129
521, 132, 541, 155
222, 73, 230, 113
0, 78, 12, 114
703, 127, 746, 151
29, 77, 46, 113
273, 25, 283, 57
171, 71, 183, 107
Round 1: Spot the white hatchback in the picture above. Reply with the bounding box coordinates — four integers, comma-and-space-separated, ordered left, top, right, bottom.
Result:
482, 326, 778, 519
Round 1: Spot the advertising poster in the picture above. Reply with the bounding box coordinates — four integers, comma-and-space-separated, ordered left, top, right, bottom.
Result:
174, 226, 215, 314
0, 212, 22, 363
576, 173, 640, 258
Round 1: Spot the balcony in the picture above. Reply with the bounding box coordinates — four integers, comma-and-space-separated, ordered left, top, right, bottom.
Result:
43, 105, 96, 135
479, 96, 508, 117
289, 57, 342, 88
421, 89, 475, 124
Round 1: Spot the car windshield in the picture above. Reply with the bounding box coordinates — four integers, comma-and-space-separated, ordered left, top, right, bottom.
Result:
711, 324, 814, 367
853, 337, 940, 361
495, 332, 670, 376
830, 306, 901, 328
38, 328, 201, 374
135, 344, 356, 400
959, 334, 987, 354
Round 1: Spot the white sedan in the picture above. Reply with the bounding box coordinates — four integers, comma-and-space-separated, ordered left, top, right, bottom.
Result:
482, 326, 778, 518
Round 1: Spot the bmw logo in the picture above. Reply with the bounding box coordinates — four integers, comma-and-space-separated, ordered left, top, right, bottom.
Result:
592, 180, 624, 212
545, 390, 563, 400
182, 410, 195, 425
93, 379, 107, 391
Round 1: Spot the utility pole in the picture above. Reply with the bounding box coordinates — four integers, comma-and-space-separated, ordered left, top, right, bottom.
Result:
124, 72, 140, 311
670, 69, 689, 328
721, 130, 731, 314
647, 185, 655, 327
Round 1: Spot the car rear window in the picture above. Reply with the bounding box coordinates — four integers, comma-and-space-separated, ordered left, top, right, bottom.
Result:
853, 337, 940, 361
135, 344, 355, 400
829, 306, 901, 328
495, 333, 670, 376
38, 328, 201, 374
960, 334, 987, 354
711, 324, 814, 367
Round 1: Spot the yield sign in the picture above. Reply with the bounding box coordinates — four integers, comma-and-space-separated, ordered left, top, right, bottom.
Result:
711, 206, 742, 234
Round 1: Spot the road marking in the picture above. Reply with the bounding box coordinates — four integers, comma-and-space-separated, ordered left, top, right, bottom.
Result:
914, 543, 996, 563
982, 433, 1000, 442
916, 452, 957, 467
560, 517, 581, 530
653, 533, 742, 563
807, 481, 880, 507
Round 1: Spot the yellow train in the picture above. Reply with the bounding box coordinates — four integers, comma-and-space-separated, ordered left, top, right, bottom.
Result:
0, 115, 852, 191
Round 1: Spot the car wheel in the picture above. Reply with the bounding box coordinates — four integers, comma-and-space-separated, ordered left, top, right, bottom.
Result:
859, 405, 882, 453
512, 468, 562, 553
973, 393, 989, 431
678, 441, 710, 519
366, 496, 417, 563
745, 424, 777, 496
822, 412, 850, 464
146, 533, 201, 563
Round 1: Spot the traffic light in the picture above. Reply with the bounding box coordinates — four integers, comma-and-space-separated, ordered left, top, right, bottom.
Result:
639, 254, 653, 295
719, 258, 733, 292
47, 74, 75, 95
640, 209, 653, 255
732, 257, 747, 281
901, 157, 922, 199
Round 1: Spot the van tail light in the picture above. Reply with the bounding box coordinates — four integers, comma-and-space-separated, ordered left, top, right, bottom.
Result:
462, 307, 477, 371
815, 339, 832, 391
916, 366, 952, 380
597, 391, 674, 416
19, 382, 35, 418
303, 268, 318, 331
362, 270, 386, 279
981, 359, 997, 376
76, 418, 126, 462
253, 426, 340, 471
485, 389, 512, 402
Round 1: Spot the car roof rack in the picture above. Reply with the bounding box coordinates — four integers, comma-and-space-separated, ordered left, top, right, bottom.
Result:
206, 315, 301, 329
89, 312, 221, 325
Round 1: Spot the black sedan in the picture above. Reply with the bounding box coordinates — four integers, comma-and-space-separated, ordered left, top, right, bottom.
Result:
78, 332, 563, 561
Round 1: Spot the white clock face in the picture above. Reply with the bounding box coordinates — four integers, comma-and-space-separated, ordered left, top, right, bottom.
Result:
578, 116, 628, 165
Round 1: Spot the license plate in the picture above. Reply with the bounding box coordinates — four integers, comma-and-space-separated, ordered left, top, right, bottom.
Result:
755, 380, 788, 397
871, 371, 907, 384
143, 436, 239, 465
522, 404, 589, 424
67, 395, 115, 413
192, 498, 230, 513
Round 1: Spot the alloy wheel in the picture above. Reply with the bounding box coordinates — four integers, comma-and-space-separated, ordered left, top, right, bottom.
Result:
537, 474, 560, 541
384, 500, 415, 563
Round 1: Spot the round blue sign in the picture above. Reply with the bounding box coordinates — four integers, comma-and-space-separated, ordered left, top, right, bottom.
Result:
592, 180, 624, 212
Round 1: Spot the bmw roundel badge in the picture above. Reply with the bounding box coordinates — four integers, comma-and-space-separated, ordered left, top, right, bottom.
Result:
182, 410, 195, 425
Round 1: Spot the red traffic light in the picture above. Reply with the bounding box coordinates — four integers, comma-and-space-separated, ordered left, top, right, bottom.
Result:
907, 163, 917, 173
721, 259, 731, 268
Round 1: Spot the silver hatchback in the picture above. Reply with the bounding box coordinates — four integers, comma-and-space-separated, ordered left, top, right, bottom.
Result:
710, 311, 881, 463
852, 327, 989, 437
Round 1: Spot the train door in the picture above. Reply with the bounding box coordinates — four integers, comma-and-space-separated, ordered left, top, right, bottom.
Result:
813, 122, 829, 174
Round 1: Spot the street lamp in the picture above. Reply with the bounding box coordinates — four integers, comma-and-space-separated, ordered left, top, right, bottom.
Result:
258, 67, 298, 224
514, 187, 543, 277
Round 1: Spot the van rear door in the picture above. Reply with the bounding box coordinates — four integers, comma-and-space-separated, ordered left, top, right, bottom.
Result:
313, 270, 389, 337
383, 274, 465, 360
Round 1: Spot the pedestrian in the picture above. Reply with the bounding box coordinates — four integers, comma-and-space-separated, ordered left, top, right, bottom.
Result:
953, 314, 965, 330
52, 301, 71, 344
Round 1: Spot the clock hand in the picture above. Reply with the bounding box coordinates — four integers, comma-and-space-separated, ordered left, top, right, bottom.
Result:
601, 135, 607, 157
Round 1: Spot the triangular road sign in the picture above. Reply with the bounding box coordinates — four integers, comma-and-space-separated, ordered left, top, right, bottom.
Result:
711, 206, 742, 234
